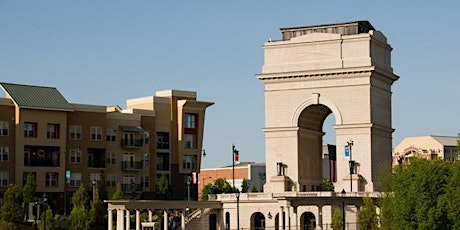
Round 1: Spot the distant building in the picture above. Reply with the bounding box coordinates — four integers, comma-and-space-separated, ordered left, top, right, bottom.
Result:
0, 82, 213, 214
393, 135, 459, 166
199, 162, 265, 199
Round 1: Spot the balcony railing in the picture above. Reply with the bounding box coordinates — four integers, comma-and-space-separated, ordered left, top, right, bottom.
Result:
120, 139, 144, 148
121, 183, 141, 193
121, 161, 143, 171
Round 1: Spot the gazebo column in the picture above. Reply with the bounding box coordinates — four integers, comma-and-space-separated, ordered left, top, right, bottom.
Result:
181, 210, 186, 229
116, 209, 125, 230
108, 208, 113, 230
163, 210, 168, 230
149, 209, 153, 222
136, 209, 140, 230
125, 209, 130, 230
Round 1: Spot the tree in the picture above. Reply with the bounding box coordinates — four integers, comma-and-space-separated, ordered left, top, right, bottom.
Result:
22, 173, 36, 205
359, 194, 378, 230
379, 158, 453, 229
241, 179, 249, 193
112, 183, 124, 200
201, 183, 213, 201
322, 177, 334, 191
70, 184, 90, 230
39, 207, 54, 230
98, 176, 108, 201
212, 178, 232, 194
331, 207, 343, 230
1, 184, 24, 223
157, 174, 169, 199
22, 173, 36, 221
88, 189, 106, 230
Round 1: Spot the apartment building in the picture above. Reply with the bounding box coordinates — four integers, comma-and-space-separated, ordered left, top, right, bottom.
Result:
393, 135, 459, 166
0, 82, 213, 214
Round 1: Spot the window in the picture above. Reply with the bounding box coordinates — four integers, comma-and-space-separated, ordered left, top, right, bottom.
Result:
24, 122, 38, 138
106, 128, 116, 141
0, 147, 8, 162
142, 153, 149, 166
47, 123, 60, 139
0, 172, 8, 187
0, 122, 8, 136
141, 175, 149, 188
106, 174, 117, 187
45, 172, 58, 187
156, 132, 170, 149
69, 125, 82, 140
184, 134, 196, 149
70, 173, 81, 187
90, 126, 102, 141
185, 113, 197, 128
182, 155, 196, 170
156, 153, 170, 171
69, 149, 82, 164
22, 172, 36, 186
106, 152, 117, 165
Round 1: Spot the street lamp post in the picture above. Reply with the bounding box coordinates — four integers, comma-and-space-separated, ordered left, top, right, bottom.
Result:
43, 193, 47, 230
236, 189, 240, 230
347, 140, 354, 192
341, 189, 346, 230
187, 176, 192, 201
92, 179, 96, 201
232, 145, 238, 191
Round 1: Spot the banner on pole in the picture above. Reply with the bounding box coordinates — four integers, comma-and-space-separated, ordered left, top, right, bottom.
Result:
344, 146, 350, 158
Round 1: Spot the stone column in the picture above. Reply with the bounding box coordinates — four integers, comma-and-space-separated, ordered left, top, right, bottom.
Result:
279, 206, 284, 230
125, 209, 130, 230
108, 208, 113, 230
287, 206, 291, 229
318, 205, 323, 230
149, 209, 153, 222
116, 209, 124, 230
293, 207, 298, 230
136, 209, 140, 230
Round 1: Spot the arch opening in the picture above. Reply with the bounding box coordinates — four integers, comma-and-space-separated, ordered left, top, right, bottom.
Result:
298, 104, 337, 191
250, 212, 266, 230
300, 212, 316, 230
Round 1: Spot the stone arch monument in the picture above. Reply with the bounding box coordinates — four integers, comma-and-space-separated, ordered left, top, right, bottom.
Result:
257, 21, 399, 193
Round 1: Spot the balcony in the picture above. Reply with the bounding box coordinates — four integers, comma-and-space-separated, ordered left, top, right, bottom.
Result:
120, 139, 144, 148
121, 183, 141, 193
121, 161, 143, 171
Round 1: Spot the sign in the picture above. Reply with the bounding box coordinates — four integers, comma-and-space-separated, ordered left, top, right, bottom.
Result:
344, 146, 350, 158
65, 170, 71, 180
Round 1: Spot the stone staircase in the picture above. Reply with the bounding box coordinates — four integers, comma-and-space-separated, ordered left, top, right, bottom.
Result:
184, 208, 211, 229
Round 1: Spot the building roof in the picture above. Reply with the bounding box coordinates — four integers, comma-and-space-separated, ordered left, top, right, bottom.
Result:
431, 135, 459, 146
0, 82, 73, 111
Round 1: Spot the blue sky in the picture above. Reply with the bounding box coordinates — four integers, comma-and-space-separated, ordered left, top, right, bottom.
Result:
1, 1, 459, 168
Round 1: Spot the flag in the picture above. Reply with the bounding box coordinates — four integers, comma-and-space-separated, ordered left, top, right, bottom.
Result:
233, 145, 240, 164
